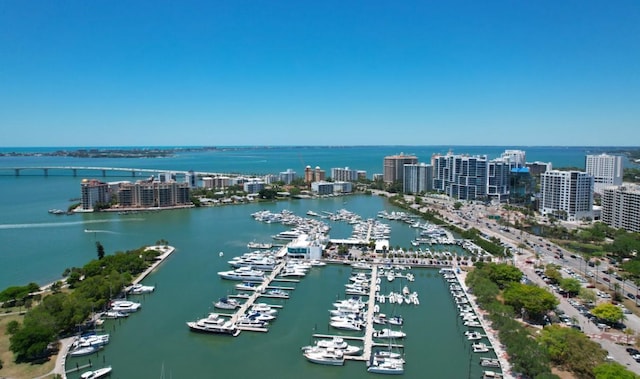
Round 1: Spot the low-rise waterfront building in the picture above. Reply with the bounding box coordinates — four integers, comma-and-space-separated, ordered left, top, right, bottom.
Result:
311, 181, 334, 195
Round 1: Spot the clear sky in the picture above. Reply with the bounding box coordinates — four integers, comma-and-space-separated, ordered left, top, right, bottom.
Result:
1, 1, 638, 147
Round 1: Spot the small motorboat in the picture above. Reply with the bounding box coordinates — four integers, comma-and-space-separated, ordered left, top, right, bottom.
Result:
80, 366, 112, 379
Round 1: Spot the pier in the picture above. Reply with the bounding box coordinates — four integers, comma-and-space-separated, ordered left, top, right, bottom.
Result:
65, 362, 92, 374
229, 260, 288, 332
355, 265, 378, 362
132, 245, 176, 285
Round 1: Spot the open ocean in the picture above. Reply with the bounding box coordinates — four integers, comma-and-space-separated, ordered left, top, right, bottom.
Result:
0, 145, 636, 378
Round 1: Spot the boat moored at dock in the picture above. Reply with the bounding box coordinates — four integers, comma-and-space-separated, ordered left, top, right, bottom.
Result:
218, 267, 265, 282
303, 347, 345, 366
80, 366, 113, 379
186, 313, 241, 337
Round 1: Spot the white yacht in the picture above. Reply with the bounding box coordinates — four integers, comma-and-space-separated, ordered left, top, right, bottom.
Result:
303, 347, 345, 366
128, 283, 155, 294
272, 230, 303, 240
465, 331, 483, 340
330, 314, 364, 325
80, 366, 112, 379
330, 318, 363, 331
213, 297, 241, 310
186, 313, 241, 337
73, 334, 110, 348
244, 310, 276, 321
68, 344, 102, 357
279, 267, 307, 277
217, 267, 265, 282
265, 289, 289, 298
333, 297, 366, 310
313, 336, 348, 349
480, 358, 501, 368
101, 310, 128, 319
387, 315, 403, 326
247, 241, 273, 249
472, 342, 491, 353
367, 356, 404, 375
482, 370, 504, 378
235, 281, 262, 291
345, 286, 368, 296
229, 257, 276, 270
373, 350, 405, 363
302, 343, 362, 356
373, 328, 406, 339
250, 303, 278, 315
109, 300, 141, 313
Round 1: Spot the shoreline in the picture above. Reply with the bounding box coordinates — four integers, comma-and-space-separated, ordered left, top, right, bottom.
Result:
51, 245, 176, 379
456, 268, 514, 379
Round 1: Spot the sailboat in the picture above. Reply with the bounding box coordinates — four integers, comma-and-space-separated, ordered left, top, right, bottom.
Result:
368, 329, 404, 374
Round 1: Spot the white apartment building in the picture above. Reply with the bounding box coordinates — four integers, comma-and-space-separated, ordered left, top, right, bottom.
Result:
602, 184, 640, 233
331, 167, 359, 182
585, 154, 623, 194
311, 181, 353, 195
501, 150, 526, 167
403, 163, 433, 194
278, 169, 297, 185
539, 170, 594, 221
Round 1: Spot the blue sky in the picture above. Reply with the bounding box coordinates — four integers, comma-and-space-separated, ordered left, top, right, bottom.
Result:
1, 1, 638, 147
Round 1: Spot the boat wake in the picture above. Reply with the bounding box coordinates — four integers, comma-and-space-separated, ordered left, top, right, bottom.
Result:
0, 218, 145, 230
84, 229, 118, 234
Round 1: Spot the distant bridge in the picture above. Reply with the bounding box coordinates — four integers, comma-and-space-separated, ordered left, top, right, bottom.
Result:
0, 166, 233, 178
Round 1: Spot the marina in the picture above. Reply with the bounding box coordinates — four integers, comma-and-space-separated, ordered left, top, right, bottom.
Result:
15, 194, 501, 378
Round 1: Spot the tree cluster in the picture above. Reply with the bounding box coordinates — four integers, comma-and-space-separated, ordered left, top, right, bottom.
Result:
465, 262, 634, 379
5, 245, 161, 362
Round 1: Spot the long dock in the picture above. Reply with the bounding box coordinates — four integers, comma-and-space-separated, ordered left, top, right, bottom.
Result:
342, 265, 379, 362
228, 260, 287, 329
65, 362, 92, 374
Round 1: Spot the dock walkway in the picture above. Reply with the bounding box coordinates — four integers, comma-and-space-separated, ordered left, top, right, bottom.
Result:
455, 270, 513, 379
229, 260, 287, 328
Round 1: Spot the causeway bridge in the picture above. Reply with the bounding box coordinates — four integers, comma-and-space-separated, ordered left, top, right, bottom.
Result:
0, 166, 233, 178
